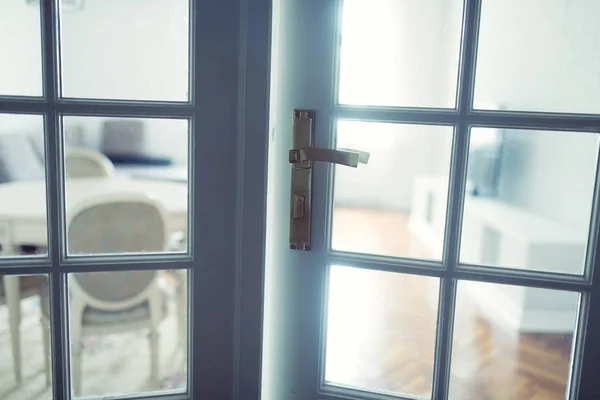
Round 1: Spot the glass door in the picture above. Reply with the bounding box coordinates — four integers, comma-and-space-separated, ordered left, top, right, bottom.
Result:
263, 0, 600, 399
0, 0, 247, 399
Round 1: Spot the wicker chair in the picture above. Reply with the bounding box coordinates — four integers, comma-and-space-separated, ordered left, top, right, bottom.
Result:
42, 193, 170, 395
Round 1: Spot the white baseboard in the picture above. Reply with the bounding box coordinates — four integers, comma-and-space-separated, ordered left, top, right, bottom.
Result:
520, 309, 576, 333
463, 280, 522, 332
463, 282, 575, 333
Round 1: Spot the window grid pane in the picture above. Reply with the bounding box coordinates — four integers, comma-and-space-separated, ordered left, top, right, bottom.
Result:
325, 0, 600, 398
429, 0, 479, 396
12, 0, 197, 399
3, 0, 600, 398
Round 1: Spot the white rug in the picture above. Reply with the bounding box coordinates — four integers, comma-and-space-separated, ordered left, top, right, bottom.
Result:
0, 295, 186, 400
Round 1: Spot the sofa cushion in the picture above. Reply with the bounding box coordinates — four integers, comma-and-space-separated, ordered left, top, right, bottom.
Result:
0, 134, 45, 183
101, 119, 172, 166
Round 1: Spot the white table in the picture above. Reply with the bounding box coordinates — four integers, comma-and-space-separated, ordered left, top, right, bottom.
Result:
0, 177, 188, 384
115, 165, 188, 183
0, 177, 188, 248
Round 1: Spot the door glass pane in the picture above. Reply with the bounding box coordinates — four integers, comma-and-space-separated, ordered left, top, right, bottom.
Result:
67, 269, 188, 397
325, 265, 439, 397
0, 114, 48, 259
59, 0, 190, 101
338, 0, 463, 108
460, 128, 598, 274
62, 116, 189, 256
332, 120, 453, 261
0, 274, 51, 400
450, 281, 578, 400
0, 0, 43, 97
474, 0, 600, 114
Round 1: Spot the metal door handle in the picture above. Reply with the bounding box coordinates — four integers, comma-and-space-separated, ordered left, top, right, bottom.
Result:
288, 109, 370, 251
289, 147, 370, 168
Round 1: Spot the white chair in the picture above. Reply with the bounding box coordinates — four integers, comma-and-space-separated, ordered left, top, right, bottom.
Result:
65, 148, 115, 179
43, 193, 170, 395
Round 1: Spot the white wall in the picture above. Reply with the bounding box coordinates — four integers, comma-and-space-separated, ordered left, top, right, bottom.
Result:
334, 0, 600, 219
466, 0, 600, 328
333, 0, 461, 210
334, 122, 452, 211
0, 0, 43, 97
475, 0, 600, 114
60, 0, 188, 101
338, 0, 461, 108
0, 0, 189, 162
0, 114, 44, 136
475, 0, 600, 230
497, 130, 598, 230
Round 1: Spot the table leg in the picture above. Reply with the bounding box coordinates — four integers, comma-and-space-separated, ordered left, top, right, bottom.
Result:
4, 275, 22, 383
177, 270, 188, 350
0, 223, 23, 384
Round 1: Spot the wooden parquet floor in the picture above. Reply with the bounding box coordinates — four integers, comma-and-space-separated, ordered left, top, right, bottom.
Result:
328, 207, 573, 400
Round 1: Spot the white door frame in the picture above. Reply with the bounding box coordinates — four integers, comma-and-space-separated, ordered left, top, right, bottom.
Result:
234, 0, 273, 398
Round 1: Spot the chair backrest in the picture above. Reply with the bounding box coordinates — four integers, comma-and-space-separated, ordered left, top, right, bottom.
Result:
71, 271, 157, 303
0, 133, 45, 184
67, 193, 169, 302
65, 148, 115, 179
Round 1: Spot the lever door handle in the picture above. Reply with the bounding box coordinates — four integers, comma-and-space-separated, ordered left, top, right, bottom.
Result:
289, 147, 370, 168
289, 109, 370, 251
